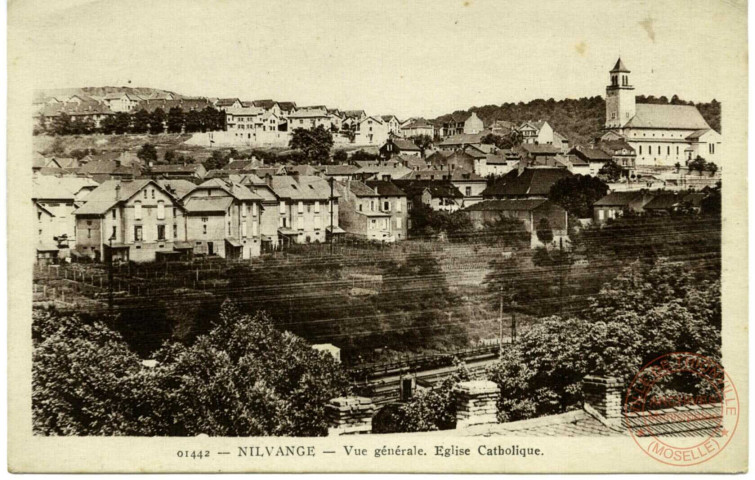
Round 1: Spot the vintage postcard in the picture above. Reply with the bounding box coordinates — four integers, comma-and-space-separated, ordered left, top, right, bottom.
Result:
6, 0, 748, 473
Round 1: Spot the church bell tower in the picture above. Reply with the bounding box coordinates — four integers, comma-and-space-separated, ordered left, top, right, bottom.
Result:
605, 58, 635, 130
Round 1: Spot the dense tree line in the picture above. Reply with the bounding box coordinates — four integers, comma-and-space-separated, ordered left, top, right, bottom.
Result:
435, 96, 721, 145
32, 301, 350, 436
386, 258, 721, 430
39, 107, 225, 136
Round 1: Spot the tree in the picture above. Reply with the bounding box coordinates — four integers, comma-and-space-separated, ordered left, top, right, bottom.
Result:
32, 302, 352, 436
706, 161, 719, 177
131, 109, 151, 134
184, 110, 203, 133
137, 143, 158, 165
163, 149, 176, 164
535, 218, 553, 244
32, 308, 146, 435
687, 155, 707, 175
113, 112, 131, 135
548, 174, 609, 219
410, 134, 434, 157
332, 150, 348, 163
598, 160, 624, 182
289, 125, 334, 163
149, 108, 166, 134
487, 260, 721, 422
51, 113, 73, 136
203, 150, 228, 171
167, 107, 184, 134
100, 115, 118, 135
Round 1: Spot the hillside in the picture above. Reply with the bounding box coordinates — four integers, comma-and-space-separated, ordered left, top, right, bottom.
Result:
34, 86, 186, 101
435, 96, 721, 145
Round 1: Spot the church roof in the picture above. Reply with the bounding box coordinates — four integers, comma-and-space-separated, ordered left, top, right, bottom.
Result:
624, 104, 711, 130
611, 58, 629, 73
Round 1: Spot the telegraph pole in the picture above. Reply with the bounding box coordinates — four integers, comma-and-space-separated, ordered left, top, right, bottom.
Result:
498, 286, 503, 355
329, 176, 335, 255
108, 236, 114, 313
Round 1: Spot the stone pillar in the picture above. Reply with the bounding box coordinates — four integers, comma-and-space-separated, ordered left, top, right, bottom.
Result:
326, 396, 376, 436
454, 380, 500, 429
583, 375, 623, 427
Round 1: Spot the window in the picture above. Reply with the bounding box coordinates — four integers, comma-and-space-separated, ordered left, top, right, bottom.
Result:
314, 201, 320, 213
242, 203, 247, 217
667, 146, 670, 155
203, 224, 207, 235
242, 221, 248, 237
383, 201, 390, 211
359, 203, 363, 212
314, 216, 322, 230
134, 225, 143, 242
157, 225, 166, 240
280, 201, 286, 214
112, 210, 116, 219
307, 204, 311, 213
396, 200, 402, 213
297, 216, 304, 231
134, 201, 142, 220
157, 201, 165, 220
396, 217, 402, 229
677, 146, 680, 155
658, 146, 661, 155
112, 226, 117, 239
598, 210, 605, 220
228, 222, 231, 235
87, 228, 91, 239
298, 201, 304, 214
151, 189, 155, 199
252, 220, 259, 236
173, 224, 177, 238
370, 200, 375, 211
465, 187, 472, 197
639, 146, 642, 154
143, 190, 147, 199
370, 219, 376, 230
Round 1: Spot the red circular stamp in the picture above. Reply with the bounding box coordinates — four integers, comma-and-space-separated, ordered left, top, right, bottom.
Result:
624, 352, 739, 466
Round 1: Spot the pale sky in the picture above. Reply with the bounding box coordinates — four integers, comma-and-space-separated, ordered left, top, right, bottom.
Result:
9, 0, 747, 119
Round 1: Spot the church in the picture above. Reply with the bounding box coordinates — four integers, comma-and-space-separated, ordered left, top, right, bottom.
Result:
602, 59, 722, 168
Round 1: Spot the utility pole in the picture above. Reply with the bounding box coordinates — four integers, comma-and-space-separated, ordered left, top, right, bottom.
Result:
108, 236, 114, 314
329, 176, 335, 255
498, 285, 503, 355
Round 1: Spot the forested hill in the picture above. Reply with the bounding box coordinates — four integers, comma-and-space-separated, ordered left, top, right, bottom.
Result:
435, 96, 721, 145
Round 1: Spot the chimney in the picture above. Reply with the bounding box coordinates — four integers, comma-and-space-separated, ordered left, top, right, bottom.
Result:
115, 183, 121, 201
583, 375, 623, 428
264, 173, 273, 187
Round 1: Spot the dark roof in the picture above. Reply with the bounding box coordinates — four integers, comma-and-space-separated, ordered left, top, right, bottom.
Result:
184, 196, 234, 213
391, 138, 421, 151
278, 101, 297, 111
598, 139, 636, 155
437, 132, 485, 147
611, 58, 630, 73
252, 99, 277, 109
339, 179, 377, 197
643, 192, 684, 210
519, 143, 562, 156
150, 164, 203, 174
78, 159, 141, 176
324, 164, 359, 175
482, 168, 572, 197
216, 98, 241, 106
365, 180, 406, 197
569, 146, 613, 162
593, 191, 648, 206
464, 198, 551, 212
75, 179, 157, 215
392, 180, 463, 199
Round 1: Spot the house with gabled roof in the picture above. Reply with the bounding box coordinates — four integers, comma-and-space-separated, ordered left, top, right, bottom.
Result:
482, 166, 572, 200
181, 179, 264, 259
399, 118, 435, 139
440, 111, 484, 137
380, 115, 402, 135
33, 176, 99, 262
214, 98, 243, 110
74, 179, 186, 262
463, 198, 569, 248
592, 190, 656, 223
266, 174, 342, 245
336, 179, 401, 242
355, 116, 390, 145
379, 138, 423, 158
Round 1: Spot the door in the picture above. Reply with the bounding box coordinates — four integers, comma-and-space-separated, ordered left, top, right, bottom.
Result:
207, 242, 214, 256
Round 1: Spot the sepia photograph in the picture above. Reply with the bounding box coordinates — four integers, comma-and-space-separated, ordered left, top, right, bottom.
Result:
6, 0, 748, 473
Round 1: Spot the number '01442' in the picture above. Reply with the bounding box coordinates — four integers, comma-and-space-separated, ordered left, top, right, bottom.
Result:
177, 450, 210, 459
